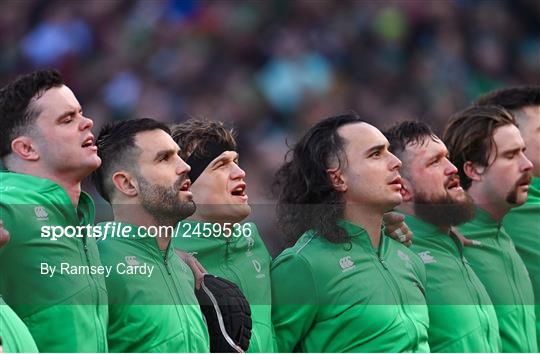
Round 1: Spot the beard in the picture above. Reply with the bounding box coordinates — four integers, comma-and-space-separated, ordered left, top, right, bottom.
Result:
137, 174, 196, 226
413, 188, 476, 227
506, 171, 533, 205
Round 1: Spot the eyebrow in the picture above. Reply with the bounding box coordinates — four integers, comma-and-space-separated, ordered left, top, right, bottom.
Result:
427, 150, 448, 164
211, 152, 238, 167
500, 146, 526, 155
154, 148, 178, 162
55, 107, 82, 121
365, 143, 386, 156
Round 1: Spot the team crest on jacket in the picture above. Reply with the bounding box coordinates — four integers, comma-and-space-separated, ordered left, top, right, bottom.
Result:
34, 206, 48, 220
125, 256, 139, 266
339, 256, 355, 272
418, 251, 436, 264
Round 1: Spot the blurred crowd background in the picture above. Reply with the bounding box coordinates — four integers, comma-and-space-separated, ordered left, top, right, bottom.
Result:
1, 0, 538, 253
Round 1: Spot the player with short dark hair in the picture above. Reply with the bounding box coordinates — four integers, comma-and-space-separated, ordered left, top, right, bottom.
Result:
0, 69, 108, 352
93, 118, 210, 352
444, 105, 537, 352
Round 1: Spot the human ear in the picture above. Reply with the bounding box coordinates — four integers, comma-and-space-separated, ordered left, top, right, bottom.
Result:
11, 136, 39, 161
327, 168, 347, 192
111, 171, 138, 197
463, 161, 483, 182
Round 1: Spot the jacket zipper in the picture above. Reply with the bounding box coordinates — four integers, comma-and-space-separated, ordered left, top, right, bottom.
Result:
376, 238, 420, 348
449, 231, 492, 350
81, 221, 105, 352
160, 239, 194, 350
497, 223, 530, 352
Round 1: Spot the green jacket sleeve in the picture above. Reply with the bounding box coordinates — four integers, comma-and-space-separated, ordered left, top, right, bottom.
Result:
271, 251, 318, 352
0, 298, 39, 353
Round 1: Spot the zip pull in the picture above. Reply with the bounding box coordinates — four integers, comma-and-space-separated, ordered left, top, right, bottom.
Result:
164, 256, 171, 275
160, 237, 173, 275
81, 232, 91, 264
496, 222, 503, 240
379, 257, 388, 269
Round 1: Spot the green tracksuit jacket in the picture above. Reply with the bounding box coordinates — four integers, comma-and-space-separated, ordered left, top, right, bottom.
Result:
459, 207, 537, 352
271, 220, 430, 352
406, 215, 501, 352
504, 176, 540, 348
97, 222, 210, 352
174, 220, 277, 352
0, 171, 108, 352
0, 296, 38, 353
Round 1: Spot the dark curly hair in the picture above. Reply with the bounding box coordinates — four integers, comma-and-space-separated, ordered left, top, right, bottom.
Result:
274, 114, 363, 246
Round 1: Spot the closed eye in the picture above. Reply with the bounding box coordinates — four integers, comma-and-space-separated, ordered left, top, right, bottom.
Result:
155, 149, 178, 163
429, 157, 441, 166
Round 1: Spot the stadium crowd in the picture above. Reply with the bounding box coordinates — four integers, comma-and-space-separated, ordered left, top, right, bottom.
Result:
0, 1, 539, 353
0, 1, 538, 241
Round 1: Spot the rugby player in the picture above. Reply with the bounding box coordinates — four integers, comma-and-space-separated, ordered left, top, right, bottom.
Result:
385, 120, 500, 352
0, 70, 108, 352
271, 114, 430, 352
475, 86, 540, 348
444, 105, 537, 352
170, 119, 277, 352
92, 118, 210, 352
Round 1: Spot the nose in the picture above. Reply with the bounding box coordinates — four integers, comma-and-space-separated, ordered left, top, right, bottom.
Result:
388, 152, 402, 171
80, 115, 93, 130
521, 153, 533, 172
176, 157, 191, 176
445, 159, 459, 175
230, 163, 246, 180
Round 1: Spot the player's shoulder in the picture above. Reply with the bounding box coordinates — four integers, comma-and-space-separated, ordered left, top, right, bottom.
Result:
272, 230, 320, 267
0, 172, 62, 204
388, 238, 425, 266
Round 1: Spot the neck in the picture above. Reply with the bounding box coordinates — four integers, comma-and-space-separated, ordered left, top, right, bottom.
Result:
395, 202, 414, 217
112, 202, 173, 250
343, 204, 383, 248
12, 165, 82, 206
467, 185, 508, 222
188, 211, 244, 225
